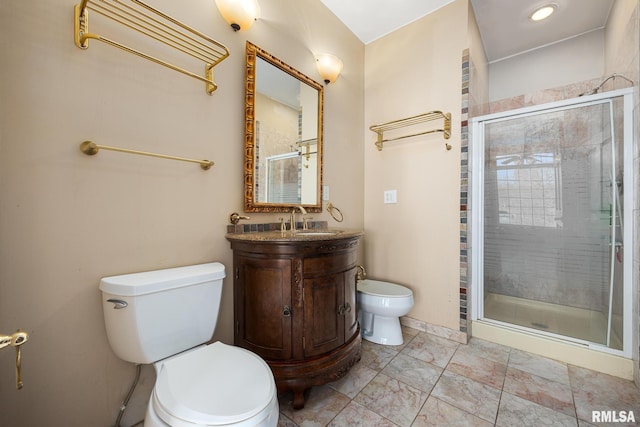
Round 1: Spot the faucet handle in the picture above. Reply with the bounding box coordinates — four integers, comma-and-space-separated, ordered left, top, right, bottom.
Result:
302, 216, 313, 230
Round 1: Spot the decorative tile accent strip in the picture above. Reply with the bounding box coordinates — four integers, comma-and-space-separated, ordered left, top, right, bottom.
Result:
227, 220, 328, 234
459, 49, 470, 338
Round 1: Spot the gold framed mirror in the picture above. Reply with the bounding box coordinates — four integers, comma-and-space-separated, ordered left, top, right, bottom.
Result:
244, 41, 324, 213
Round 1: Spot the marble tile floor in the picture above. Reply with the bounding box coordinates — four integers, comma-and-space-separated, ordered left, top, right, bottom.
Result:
276, 327, 640, 427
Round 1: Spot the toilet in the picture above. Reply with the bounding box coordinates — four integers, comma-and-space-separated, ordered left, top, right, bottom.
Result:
357, 279, 414, 345
99, 262, 279, 427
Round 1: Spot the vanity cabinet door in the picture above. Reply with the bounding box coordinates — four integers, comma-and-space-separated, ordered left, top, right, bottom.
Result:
302, 249, 359, 358
234, 255, 292, 360
303, 272, 345, 358
343, 266, 358, 340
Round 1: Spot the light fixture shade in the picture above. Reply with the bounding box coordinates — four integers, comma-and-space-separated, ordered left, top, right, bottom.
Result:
315, 53, 343, 84
215, 0, 260, 31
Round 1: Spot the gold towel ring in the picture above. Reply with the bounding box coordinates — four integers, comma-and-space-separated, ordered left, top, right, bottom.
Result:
327, 202, 344, 222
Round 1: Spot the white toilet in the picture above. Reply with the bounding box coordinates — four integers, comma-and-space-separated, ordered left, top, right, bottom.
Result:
99, 262, 279, 427
357, 279, 414, 345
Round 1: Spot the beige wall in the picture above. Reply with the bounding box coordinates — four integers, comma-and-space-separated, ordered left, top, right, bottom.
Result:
363, 0, 468, 332
488, 29, 605, 101
0, 0, 364, 425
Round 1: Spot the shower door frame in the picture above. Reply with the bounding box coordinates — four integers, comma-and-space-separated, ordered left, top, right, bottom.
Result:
470, 88, 634, 358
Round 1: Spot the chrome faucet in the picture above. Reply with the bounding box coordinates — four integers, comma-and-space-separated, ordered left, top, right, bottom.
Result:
289, 205, 307, 231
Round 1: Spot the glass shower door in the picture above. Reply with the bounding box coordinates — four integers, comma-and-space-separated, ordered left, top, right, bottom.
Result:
479, 98, 625, 350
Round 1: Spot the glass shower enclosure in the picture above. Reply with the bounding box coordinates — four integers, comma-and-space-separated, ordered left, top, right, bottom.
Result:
471, 88, 633, 355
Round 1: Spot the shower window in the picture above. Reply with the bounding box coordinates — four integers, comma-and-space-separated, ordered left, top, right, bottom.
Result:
495, 152, 561, 227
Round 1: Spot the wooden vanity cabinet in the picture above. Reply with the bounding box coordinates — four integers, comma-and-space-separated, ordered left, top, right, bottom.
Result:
227, 234, 362, 409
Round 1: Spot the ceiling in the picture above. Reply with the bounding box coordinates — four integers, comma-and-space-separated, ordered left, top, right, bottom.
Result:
320, 0, 614, 62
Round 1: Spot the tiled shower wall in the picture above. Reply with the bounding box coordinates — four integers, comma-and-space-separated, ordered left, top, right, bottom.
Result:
483, 103, 622, 312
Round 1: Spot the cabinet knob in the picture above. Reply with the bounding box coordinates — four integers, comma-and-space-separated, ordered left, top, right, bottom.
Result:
283, 306, 291, 317
338, 303, 351, 316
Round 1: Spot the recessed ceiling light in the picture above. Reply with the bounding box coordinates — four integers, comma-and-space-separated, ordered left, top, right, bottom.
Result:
530, 4, 556, 22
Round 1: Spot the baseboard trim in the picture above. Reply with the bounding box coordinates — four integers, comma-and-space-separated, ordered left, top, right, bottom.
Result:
400, 316, 468, 344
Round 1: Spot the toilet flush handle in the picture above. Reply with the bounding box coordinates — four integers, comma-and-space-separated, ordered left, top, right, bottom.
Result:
107, 299, 128, 309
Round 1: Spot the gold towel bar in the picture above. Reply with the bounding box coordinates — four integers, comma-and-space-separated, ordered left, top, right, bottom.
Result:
370, 111, 452, 151
74, 0, 230, 95
79, 141, 213, 170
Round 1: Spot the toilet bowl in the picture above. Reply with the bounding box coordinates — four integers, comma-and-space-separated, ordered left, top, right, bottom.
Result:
144, 342, 278, 427
99, 263, 279, 427
357, 279, 414, 345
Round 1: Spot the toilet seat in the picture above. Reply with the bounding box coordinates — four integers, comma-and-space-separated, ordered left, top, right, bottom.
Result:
357, 280, 413, 298
153, 342, 276, 426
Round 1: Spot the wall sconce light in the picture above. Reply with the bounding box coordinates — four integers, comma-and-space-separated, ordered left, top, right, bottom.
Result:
315, 53, 343, 84
215, 0, 261, 31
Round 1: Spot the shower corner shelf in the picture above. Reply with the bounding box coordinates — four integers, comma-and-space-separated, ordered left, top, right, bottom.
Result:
74, 0, 230, 95
370, 111, 452, 151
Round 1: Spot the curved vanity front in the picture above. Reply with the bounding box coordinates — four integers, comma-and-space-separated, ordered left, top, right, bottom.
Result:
226, 229, 363, 409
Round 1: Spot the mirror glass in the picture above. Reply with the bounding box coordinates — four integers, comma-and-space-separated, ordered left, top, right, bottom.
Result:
244, 41, 324, 213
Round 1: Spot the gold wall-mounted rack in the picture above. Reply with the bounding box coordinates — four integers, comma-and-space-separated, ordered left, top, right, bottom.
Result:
370, 111, 452, 151
80, 141, 214, 170
297, 139, 318, 161
74, 0, 230, 95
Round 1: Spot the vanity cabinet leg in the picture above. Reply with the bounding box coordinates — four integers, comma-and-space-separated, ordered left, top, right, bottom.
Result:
292, 389, 306, 409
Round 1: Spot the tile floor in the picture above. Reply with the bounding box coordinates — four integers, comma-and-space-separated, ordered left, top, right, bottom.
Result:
276, 327, 640, 427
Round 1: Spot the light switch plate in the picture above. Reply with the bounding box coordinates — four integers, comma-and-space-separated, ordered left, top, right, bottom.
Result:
384, 190, 397, 204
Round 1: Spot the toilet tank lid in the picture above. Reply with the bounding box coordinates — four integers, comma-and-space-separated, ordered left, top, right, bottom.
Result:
99, 262, 225, 297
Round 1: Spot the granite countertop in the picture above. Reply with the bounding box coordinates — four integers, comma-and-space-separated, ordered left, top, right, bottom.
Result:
225, 228, 364, 242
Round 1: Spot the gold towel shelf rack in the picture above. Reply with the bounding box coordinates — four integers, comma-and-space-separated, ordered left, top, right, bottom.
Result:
370, 111, 452, 151
80, 141, 214, 170
74, 0, 230, 95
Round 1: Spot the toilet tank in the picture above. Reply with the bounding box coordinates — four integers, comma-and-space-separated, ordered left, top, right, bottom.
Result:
99, 262, 226, 364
